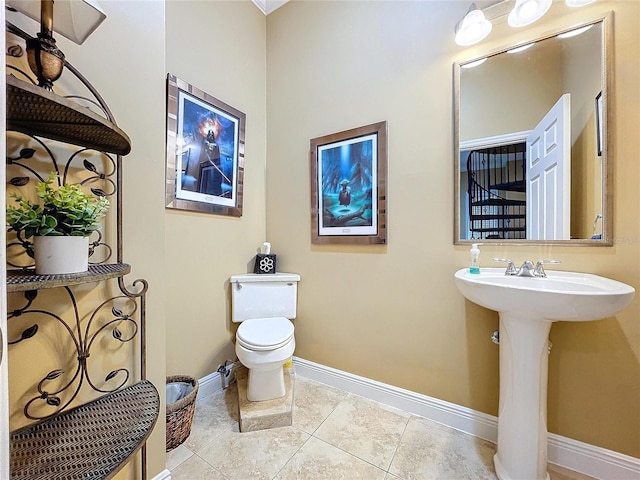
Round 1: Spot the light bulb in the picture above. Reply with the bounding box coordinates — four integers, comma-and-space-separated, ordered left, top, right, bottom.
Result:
520, 0, 538, 20
455, 8, 492, 46
508, 0, 552, 28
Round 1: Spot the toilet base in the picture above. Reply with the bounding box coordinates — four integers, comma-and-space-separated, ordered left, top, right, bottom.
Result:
237, 365, 294, 432
247, 366, 286, 401
235, 336, 295, 402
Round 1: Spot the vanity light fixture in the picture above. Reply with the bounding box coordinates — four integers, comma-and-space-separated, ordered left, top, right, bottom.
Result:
507, 42, 535, 53
566, 0, 597, 7
7, 0, 106, 90
455, 3, 493, 46
557, 24, 594, 38
507, 0, 552, 28
455, 0, 598, 47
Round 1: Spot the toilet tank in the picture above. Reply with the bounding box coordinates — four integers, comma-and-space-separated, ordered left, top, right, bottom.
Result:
230, 272, 300, 323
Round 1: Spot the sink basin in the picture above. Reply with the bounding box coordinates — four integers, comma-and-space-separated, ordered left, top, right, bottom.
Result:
455, 267, 635, 480
455, 267, 635, 322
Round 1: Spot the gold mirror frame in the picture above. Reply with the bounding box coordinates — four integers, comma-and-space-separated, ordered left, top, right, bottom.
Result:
454, 12, 613, 246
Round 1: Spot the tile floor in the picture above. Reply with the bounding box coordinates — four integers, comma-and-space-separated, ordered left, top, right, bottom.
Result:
167, 374, 596, 480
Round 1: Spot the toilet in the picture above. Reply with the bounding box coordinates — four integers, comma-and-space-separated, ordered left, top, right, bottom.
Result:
230, 272, 300, 402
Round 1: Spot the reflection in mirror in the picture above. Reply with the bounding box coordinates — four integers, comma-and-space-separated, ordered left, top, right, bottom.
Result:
455, 17, 611, 245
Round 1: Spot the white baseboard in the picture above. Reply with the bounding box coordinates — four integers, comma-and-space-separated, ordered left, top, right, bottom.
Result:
292, 356, 497, 442
548, 433, 640, 480
292, 356, 640, 480
196, 363, 235, 401
150, 468, 171, 480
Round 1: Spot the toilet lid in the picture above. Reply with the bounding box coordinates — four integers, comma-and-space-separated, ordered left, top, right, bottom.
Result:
237, 317, 294, 351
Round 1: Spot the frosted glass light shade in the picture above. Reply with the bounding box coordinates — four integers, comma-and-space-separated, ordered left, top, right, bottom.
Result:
7, 0, 106, 44
455, 8, 493, 46
508, 0, 552, 28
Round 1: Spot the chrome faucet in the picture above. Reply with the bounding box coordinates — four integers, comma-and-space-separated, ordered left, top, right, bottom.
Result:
493, 258, 560, 277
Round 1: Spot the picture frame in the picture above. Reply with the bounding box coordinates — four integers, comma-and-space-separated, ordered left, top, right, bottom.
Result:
310, 121, 388, 245
595, 91, 603, 157
165, 74, 246, 216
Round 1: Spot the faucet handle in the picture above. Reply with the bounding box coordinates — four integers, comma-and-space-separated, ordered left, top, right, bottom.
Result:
493, 258, 517, 275
534, 259, 561, 277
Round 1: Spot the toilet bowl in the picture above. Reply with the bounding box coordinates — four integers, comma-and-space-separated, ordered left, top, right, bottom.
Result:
230, 273, 300, 402
235, 317, 295, 401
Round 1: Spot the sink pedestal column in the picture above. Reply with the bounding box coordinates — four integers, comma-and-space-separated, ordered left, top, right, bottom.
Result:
494, 313, 552, 480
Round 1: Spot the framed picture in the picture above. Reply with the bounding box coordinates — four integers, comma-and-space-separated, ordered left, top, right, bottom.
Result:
595, 91, 603, 157
165, 74, 246, 216
310, 121, 388, 245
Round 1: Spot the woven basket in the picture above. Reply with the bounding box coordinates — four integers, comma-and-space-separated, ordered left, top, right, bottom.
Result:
166, 375, 198, 451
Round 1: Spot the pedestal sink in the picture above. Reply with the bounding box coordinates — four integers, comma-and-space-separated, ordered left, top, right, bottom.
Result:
454, 267, 635, 480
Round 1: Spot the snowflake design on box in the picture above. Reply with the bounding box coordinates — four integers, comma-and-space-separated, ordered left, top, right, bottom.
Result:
259, 256, 274, 272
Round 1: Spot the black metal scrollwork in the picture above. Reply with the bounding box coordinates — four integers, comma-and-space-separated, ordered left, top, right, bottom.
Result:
8, 286, 144, 420
6, 22, 146, 425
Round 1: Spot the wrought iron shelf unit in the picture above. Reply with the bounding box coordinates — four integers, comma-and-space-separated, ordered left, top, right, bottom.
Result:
9, 380, 159, 480
6, 263, 131, 293
6, 74, 132, 156
5, 23, 155, 480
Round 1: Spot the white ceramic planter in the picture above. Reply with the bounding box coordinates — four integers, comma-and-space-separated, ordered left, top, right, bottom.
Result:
34, 236, 90, 275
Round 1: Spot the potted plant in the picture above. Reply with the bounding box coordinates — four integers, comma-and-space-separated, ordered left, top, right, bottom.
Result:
6, 172, 109, 274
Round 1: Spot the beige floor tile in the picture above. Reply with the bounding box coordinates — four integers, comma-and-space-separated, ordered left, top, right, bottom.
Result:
275, 436, 387, 480
184, 386, 240, 453
197, 426, 310, 480
170, 378, 599, 480
293, 376, 349, 434
389, 416, 497, 480
314, 393, 411, 470
166, 443, 194, 471
169, 454, 228, 480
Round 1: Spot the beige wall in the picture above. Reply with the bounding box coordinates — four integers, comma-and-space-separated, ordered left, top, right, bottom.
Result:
164, 1, 267, 378
5, 0, 168, 477
266, 0, 639, 458
51, 2, 169, 476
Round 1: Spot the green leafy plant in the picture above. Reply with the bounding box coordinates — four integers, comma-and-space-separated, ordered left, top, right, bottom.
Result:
6, 172, 109, 238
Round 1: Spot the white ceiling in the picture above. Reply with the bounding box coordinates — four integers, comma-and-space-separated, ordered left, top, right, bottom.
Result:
251, 0, 290, 15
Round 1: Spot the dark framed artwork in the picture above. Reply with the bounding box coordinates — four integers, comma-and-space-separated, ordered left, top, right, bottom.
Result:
165, 74, 245, 216
595, 91, 603, 157
310, 121, 388, 245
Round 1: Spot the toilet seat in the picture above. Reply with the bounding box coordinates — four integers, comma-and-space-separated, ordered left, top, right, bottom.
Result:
236, 317, 294, 351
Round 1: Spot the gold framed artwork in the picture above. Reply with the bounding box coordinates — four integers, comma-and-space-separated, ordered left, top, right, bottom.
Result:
165, 74, 246, 216
310, 121, 388, 245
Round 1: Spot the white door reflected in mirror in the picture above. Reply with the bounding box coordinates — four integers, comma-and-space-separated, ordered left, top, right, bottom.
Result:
526, 94, 571, 240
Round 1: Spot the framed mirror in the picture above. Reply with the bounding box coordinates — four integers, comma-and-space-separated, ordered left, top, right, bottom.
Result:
454, 14, 612, 245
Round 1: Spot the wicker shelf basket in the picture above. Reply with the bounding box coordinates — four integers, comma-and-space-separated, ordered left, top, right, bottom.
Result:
10, 380, 159, 480
166, 375, 198, 451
